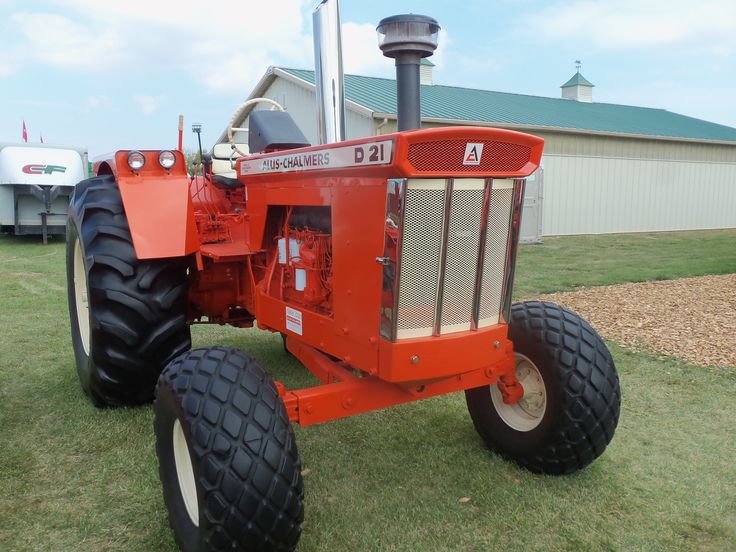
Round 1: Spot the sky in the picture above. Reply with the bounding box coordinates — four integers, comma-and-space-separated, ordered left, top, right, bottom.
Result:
1, 0, 735, 158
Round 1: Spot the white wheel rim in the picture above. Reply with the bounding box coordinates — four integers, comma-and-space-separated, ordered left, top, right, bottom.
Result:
173, 419, 199, 527
73, 239, 91, 355
490, 353, 547, 432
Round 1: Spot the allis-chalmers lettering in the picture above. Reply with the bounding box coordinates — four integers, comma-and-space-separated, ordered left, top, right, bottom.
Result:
262, 152, 330, 171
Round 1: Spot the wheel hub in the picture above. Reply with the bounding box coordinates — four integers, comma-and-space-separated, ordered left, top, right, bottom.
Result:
490, 353, 547, 432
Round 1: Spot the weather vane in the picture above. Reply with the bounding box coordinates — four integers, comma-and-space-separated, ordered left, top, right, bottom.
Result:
575, 60, 582, 73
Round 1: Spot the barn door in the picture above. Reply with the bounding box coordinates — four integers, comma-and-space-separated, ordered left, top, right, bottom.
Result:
520, 166, 543, 244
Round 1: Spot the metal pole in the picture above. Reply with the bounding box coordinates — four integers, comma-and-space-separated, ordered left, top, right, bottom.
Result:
178, 115, 184, 151
395, 54, 422, 131
313, 0, 346, 144
192, 124, 203, 175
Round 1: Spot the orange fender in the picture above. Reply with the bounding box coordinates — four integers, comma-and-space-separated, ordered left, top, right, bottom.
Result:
111, 150, 199, 260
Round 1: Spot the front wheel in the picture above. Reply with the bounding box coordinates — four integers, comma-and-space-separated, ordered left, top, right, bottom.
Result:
466, 301, 621, 474
154, 347, 304, 552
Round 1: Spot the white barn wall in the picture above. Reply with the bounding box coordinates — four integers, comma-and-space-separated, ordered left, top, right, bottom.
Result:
534, 131, 736, 235
541, 155, 736, 234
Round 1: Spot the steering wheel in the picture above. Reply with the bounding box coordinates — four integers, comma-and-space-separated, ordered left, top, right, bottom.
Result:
226, 97, 285, 157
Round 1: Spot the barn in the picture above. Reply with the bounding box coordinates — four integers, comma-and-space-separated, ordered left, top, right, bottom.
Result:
220, 64, 736, 238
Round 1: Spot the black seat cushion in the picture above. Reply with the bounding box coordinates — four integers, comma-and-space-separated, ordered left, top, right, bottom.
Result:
212, 175, 244, 190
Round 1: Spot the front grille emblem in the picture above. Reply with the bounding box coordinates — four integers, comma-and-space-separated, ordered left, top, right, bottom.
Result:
463, 143, 484, 165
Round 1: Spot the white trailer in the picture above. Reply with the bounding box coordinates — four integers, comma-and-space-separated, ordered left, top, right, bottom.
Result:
0, 142, 88, 242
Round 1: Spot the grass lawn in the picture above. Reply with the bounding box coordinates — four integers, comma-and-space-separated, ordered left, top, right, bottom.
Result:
1, 230, 735, 551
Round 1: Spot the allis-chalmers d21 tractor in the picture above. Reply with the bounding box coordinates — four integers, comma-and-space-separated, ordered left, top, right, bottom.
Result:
66, 5, 620, 552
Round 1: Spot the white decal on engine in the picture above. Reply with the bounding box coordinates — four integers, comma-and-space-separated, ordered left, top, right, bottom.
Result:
240, 140, 393, 175
285, 306, 303, 336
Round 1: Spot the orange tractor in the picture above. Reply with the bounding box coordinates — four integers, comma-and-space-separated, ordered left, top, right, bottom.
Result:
66, 5, 620, 551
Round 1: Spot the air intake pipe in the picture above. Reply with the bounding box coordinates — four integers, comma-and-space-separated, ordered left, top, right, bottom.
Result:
377, 14, 440, 131
313, 0, 346, 144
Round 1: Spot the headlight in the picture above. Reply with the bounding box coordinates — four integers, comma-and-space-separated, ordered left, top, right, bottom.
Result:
127, 151, 146, 172
158, 150, 176, 170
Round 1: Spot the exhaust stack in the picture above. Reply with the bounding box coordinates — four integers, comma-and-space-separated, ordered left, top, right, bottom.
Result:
313, 0, 346, 144
377, 14, 440, 131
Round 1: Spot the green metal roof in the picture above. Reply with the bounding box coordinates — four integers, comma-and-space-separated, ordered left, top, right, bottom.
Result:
280, 68, 736, 143
561, 72, 594, 88
420, 58, 435, 67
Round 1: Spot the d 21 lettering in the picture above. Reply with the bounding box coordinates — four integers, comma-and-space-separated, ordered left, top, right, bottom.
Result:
354, 143, 387, 164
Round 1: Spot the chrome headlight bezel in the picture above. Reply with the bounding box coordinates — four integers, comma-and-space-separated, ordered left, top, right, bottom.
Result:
158, 150, 176, 170
127, 150, 146, 172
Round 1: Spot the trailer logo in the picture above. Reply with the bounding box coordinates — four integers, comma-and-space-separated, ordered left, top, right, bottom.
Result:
22, 164, 67, 175
463, 143, 483, 166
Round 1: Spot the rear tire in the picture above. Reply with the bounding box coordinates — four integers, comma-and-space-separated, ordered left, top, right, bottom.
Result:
466, 301, 621, 474
66, 175, 191, 406
154, 347, 304, 552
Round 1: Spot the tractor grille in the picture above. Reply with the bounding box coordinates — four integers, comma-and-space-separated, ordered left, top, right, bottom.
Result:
478, 183, 515, 326
407, 140, 531, 173
382, 178, 519, 341
395, 181, 446, 336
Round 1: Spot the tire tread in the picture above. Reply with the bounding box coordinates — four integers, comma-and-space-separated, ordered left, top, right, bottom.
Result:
68, 175, 191, 406
156, 347, 304, 552
468, 300, 621, 475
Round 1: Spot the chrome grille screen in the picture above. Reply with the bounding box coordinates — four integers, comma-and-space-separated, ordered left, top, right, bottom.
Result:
478, 181, 514, 327
382, 178, 519, 341
395, 180, 446, 339
439, 180, 485, 334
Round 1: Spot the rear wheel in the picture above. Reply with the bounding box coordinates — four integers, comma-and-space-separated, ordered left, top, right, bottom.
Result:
466, 301, 621, 474
154, 347, 304, 552
66, 175, 191, 406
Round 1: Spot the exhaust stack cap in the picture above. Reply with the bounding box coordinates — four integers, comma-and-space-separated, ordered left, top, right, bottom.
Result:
377, 14, 440, 131
377, 14, 440, 58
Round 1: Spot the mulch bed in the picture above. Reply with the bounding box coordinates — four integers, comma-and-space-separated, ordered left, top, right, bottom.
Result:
530, 274, 736, 368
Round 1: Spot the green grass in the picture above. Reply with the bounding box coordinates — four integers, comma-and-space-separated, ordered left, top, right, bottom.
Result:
513, 229, 736, 297
1, 231, 735, 551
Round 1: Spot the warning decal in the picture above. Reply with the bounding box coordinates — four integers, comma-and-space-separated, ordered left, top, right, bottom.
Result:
285, 306, 303, 336
463, 143, 484, 166
241, 139, 393, 175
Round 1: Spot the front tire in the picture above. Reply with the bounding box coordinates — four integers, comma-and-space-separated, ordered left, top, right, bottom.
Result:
154, 347, 304, 552
66, 175, 191, 406
466, 301, 621, 474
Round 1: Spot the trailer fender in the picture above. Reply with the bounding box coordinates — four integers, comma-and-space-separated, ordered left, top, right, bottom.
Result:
113, 151, 199, 259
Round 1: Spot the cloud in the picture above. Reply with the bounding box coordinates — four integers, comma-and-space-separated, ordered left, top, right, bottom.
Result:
527, 0, 736, 54
341, 23, 450, 80
4, 0, 314, 94
5, 1, 450, 93
86, 95, 110, 110
133, 94, 166, 115
341, 22, 392, 77
11, 12, 123, 69
0, 57, 16, 77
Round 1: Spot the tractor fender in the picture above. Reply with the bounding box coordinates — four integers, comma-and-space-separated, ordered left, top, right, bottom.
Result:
108, 150, 199, 260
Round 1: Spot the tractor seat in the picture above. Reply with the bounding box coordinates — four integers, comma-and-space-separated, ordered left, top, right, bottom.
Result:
211, 142, 248, 177
212, 174, 243, 190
